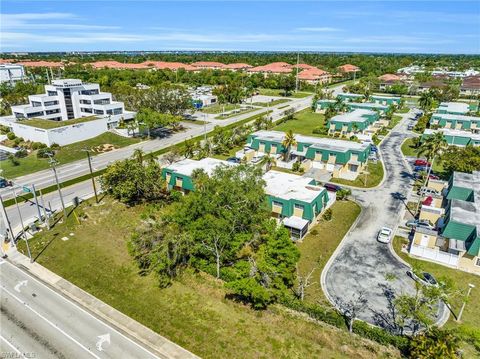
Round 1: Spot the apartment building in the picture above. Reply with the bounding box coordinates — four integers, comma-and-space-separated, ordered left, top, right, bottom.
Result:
411, 171, 480, 275
337, 93, 364, 102
430, 113, 480, 133
436, 101, 471, 115
327, 109, 380, 137
244, 130, 371, 180
9, 79, 135, 124
422, 128, 480, 147
369, 95, 402, 106
347, 101, 389, 114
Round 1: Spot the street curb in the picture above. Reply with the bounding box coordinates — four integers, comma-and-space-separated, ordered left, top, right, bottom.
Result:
320, 200, 364, 311
6, 249, 198, 359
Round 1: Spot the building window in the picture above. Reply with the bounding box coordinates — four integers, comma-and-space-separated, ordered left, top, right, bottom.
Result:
93, 99, 110, 105
47, 91, 57, 96
81, 107, 93, 113
272, 201, 283, 207
31, 101, 42, 107
94, 109, 104, 115
79, 99, 91, 104
476, 258, 480, 267
44, 101, 59, 106
294, 203, 304, 210
81, 89, 99, 95
27, 111, 44, 118
45, 109, 60, 115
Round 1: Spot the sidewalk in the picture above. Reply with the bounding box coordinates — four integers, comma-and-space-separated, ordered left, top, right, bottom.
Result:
6, 247, 199, 359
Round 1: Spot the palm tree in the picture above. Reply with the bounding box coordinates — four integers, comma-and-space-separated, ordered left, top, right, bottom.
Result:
281, 130, 297, 161
419, 92, 434, 112
133, 148, 145, 164
259, 154, 277, 172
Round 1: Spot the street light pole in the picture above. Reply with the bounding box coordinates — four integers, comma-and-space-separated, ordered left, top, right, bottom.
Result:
457, 283, 475, 322
12, 188, 32, 262
0, 194, 15, 247
48, 154, 67, 220
31, 183, 43, 223
82, 149, 98, 203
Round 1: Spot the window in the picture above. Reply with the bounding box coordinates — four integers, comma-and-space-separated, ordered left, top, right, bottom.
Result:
81, 89, 99, 95
47, 91, 57, 96
93, 99, 110, 105
45, 109, 60, 115
294, 203, 304, 210
27, 111, 44, 118
81, 107, 92, 113
31, 101, 42, 107
79, 99, 91, 104
272, 201, 283, 207
44, 101, 59, 106
94, 109, 104, 115
476, 258, 480, 267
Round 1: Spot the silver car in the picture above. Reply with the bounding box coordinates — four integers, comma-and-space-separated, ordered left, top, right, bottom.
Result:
377, 227, 393, 243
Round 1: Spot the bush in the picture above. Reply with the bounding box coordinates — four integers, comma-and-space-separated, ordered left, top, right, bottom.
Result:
292, 161, 301, 172
352, 321, 410, 354
14, 149, 28, 158
322, 208, 333, 221
50, 143, 61, 150
336, 188, 351, 200
37, 147, 53, 159
31, 142, 47, 150
13, 138, 22, 146
8, 154, 19, 166
6, 132, 16, 140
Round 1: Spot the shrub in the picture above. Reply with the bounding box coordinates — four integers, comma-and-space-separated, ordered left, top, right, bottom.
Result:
352, 321, 410, 354
6, 132, 16, 140
336, 188, 351, 200
37, 147, 53, 159
292, 161, 301, 172
14, 149, 28, 158
8, 154, 19, 166
50, 143, 61, 150
13, 138, 22, 146
322, 208, 333, 221
31, 142, 47, 150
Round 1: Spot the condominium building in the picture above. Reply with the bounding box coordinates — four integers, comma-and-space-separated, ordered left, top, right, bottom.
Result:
369, 95, 402, 106
9, 79, 135, 124
336, 93, 364, 102
422, 128, 480, 147
436, 102, 471, 115
347, 102, 389, 114
430, 113, 480, 133
328, 109, 380, 136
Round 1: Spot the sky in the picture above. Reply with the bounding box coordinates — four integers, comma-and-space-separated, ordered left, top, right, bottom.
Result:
1, 1, 479, 54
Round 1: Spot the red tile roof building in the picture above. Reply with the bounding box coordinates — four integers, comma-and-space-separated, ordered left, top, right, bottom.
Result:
248, 62, 293, 75
223, 63, 253, 70
338, 64, 360, 73
190, 61, 226, 69
18, 61, 65, 68
298, 68, 332, 84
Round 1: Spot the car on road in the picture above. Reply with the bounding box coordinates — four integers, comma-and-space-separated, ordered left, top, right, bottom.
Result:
406, 270, 438, 287
407, 123, 415, 130
405, 219, 436, 230
324, 183, 342, 192
414, 159, 431, 167
0, 178, 12, 188
226, 157, 241, 164
377, 227, 393, 243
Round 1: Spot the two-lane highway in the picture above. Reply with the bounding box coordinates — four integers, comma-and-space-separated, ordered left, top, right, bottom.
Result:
0, 258, 163, 359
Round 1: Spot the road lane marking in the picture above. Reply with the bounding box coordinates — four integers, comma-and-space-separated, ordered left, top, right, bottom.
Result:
96, 334, 110, 352
0, 334, 27, 359
14, 280, 28, 293
1, 286, 102, 359
1, 261, 160, 358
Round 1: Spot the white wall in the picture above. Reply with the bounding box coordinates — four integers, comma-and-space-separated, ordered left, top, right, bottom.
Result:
11, 118, 109, 146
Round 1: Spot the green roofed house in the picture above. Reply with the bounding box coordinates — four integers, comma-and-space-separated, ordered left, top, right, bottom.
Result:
410, 171, 480, 275
245, 130, 371, 180
263, 170, 331, 239
436, 102, 470, 115
422, 128, 480, 147
369, 95, 402, 106
336, 93, 364, 102
316, 99, 336, 111
161, 157, 234, 193
430, 113, 480, 133
328, 109, 380, 137
347, 101, 389, 114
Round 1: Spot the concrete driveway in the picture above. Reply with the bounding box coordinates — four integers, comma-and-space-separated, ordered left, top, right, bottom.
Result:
323, 111, 447, 332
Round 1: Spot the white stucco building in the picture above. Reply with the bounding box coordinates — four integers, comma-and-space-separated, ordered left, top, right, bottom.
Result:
0, 63, 26, 84
10, 79, 135, 124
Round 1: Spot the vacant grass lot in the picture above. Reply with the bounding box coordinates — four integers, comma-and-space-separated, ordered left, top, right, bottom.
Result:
297, 200, 361, 305
17, 198, 399, 359
2, 132, 141, 178
215, 107, 258, 119
258, 88, 313, 98
393, 236, 480, 357
274, 109, 326, 136
331, 161, 384, 188
252, 99, 290, 107
201, 103, 239, 114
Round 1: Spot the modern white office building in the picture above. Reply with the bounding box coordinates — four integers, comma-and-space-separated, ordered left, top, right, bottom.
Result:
9, 79, 135, 124
0, 63, 26, 84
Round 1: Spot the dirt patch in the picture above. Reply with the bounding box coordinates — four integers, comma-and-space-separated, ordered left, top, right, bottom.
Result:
92, 143, 117, 153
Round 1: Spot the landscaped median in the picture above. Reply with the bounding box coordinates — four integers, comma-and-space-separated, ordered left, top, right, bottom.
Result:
16, 197, 401, 359
392, 236, 480, 357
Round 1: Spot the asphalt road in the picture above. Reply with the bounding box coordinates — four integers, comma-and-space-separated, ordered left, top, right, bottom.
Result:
0, 258, 163, 359
323, 111, 446, 331
1, 95, 313, 200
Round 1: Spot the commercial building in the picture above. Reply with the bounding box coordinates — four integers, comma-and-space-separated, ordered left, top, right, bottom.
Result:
263, 170, 329, 239
422, 128, 480, 147
430, 113, 480, 133
0, 63, 26, 84
244, 130, 371, 180
411, 171, 480, 275
327, 109, 380, 136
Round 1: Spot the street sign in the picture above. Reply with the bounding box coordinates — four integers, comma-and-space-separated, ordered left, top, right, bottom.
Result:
22, 186, 31, 193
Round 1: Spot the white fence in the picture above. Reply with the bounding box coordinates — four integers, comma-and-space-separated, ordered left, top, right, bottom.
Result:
410, 244, 459, 267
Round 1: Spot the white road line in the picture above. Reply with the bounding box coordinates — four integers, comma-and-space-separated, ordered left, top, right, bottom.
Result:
0, 334, 27, 359
1, 285, 101, 359
1, 261, 161, 358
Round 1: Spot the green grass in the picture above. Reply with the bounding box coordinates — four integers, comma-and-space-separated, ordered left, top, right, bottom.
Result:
387, 115, 402, 129
401, 138, 418, 157
201, 103, 238, 114
181, 119, 208, 125
273, 109, 326, 137
331, 161, 384, 188
2, 132, 141, 179
214, 107, 257, 119
20, 116, 99, 129
252, 99, 290, 107
258, 88, 313, 98
392, 236, 480, 357
297, 200, 361, 305
396, 107, 410, 114
16, 198, 400, 359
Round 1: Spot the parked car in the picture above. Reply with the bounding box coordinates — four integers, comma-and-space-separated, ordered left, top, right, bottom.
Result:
405, 219, 435, 230
414, 166, 429, 172
418, 187, 441, 197
226, 157, 241, 164
377, 227, 393, 244
370, 145, 378, 153
414, 159, 431, 167
0, 178, 12, 188
250, 154, 264, 164
406, 270, 438, 287
324, 183, 342, 192
428, 174, 440, 180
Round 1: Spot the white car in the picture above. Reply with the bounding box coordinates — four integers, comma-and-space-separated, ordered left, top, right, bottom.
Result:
377, 227, 393, 243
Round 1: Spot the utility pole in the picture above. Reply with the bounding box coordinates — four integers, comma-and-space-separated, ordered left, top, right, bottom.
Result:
457, 283, 475, 322
0, 194, 14, 247
295, 53, 300, 93
31, 184, 43, 223
48, 154, 67, 220
82, 148, 98, 203
39, 189, 50, 230
12, 188, 32, 262
203, 113, 207, 142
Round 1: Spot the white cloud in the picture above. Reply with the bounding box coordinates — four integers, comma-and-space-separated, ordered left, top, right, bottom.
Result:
295, 27, 342, 32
